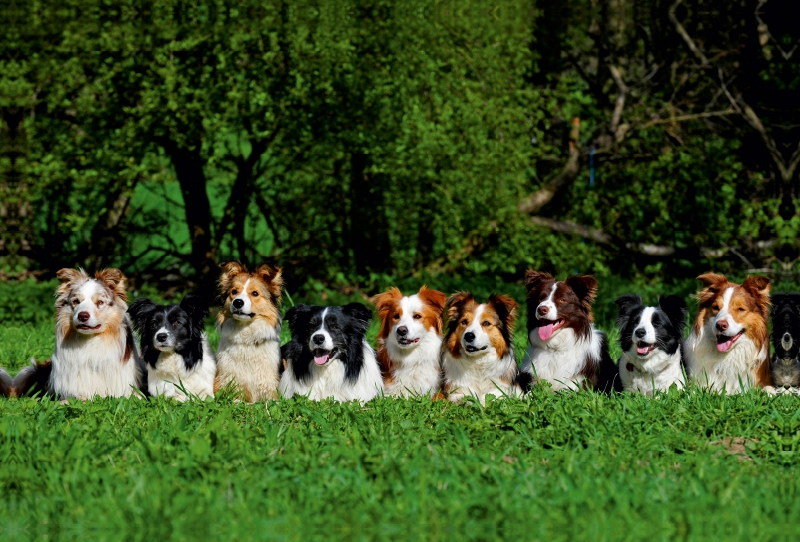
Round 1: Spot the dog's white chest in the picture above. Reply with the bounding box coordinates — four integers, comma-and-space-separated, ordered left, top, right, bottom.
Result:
523, 328, 601, 391
384, 332, 442, 398
148, 335, 216, 401
619, 349, 684, 395
686, 325, 763, 393
442, 348, 518, 404
216, 318, 281, 401
51, 333, 140, 399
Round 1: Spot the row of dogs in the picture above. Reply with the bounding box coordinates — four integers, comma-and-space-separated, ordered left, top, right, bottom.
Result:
0, 263, 796, 403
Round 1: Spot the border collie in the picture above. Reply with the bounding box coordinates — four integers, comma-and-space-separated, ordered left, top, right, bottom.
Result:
215, 261, 283, 402
615, 294, 687, 395
686, 273, 771, 393
520, 271, 620, 393
279, 303, 383, 402
373, 286, 446, 398
769, 293, 800, 390
14, 268, 144, 399
440, 292, 520, 404
0, 368, 11, 397
129, 295, 216, 401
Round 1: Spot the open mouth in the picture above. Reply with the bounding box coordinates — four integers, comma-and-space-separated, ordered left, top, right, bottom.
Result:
537, 319, 565, 341
232, 310, 256, 318
397, 337, 421, 346
76, 324, 101, 331
636, 342, 656, 356
465, 345, 489, 354
313, 348, 337, 365
716, 330, 744, 353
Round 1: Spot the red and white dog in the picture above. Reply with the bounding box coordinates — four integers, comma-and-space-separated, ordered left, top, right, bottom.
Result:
441, 292, 520, 404
15, 268, 144, 399
686, 273, 772, 393
373, 286, 446, 398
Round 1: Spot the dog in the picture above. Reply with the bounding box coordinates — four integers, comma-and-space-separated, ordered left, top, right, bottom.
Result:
520, 271, 620, 393
440, 292, 520, 404
129, 295, 216, 401
685, 273, 771, 393
280, 303, 383, 401
214, 261, 283, 402
0, 368, 11, 397
769, 293, 800, 390
372, 286, 446, 398
14, 268, 144, 399
615, 294, 687, 395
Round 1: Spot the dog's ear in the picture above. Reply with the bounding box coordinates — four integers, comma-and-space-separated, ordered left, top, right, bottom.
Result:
488, 294, 518, 333
342, 303, 373, 335
218, 261, 246, 295
55, 268, 89, 301
742, 275, 770, 309
614, 294, 642, 331
418, 286, 447, 315
255, 263, 283, 301
128, 298, 158, 333
445, 292, 474, 324
95, 268, 127, 302
284, 304, 315, 336
180, 295, 209, 326
565, 275, 598, 311
659, 295, 688, 336
371, 287, 403, 319
696, 273, 728, 305
524, 270, 553, 297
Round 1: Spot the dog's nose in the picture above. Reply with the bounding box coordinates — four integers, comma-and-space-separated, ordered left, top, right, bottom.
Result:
232, 299, 244, 309
312, 334, 325, 346
784, 332, 792, 342
397, 326, 408, 337
156, 333, 168, 342
77, 311, 90, 323
464, 332, 476, 343
537, 306, 549, 317
716, 320, 728, 333
635, 328, 646, 339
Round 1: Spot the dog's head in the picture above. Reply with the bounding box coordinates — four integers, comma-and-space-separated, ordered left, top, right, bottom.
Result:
524, 270, 596, 342
373, 285, 446, 349
55, 268, 128, 339
770, 293, 800, 359
444, 292, 516, 360
217, 261, 282, 327
129, 295, 208, 369
695, 273, 770, 353
616, 294, 686, 359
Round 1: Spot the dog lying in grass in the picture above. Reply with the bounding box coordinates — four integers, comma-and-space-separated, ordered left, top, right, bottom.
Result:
769, 293, 800, 392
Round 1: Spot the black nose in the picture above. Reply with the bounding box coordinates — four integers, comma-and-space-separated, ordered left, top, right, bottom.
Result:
232, 299, 244, 309
464, 332, 476, 343
635, 328, 646, 338
156, 333, 168, 342
77, 311, 90, 323
312, 334, 325, 345
397, 326, 408, 337
784, 332, 792, 342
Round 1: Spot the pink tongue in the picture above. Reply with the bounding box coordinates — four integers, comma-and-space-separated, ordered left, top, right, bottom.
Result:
538, 323, 556, 341
637, 346, 650, 355
314, 354, 330, 365
717, 338, 734, 353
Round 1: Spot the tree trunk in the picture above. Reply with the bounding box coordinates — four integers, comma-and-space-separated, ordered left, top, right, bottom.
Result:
349, 152, 392, 276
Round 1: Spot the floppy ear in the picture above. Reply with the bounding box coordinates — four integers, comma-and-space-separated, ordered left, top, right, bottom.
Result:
128, 298, 158, 333
218, 261, 246, 295
55, 268, 89, 300
614, 294, 642, 330
659, 295, 688, 336
696, 273, 729, 305
742, 275, 771, 315
417, 286, 447, 315
565, 275, 598, 310
284, 304, 315, 336
489, 294, 518, 333
180, 295, 209, 326
256, 263, 283, 301
524, 270, 553, 296
342, 303, 373, 335
371, 287, 403, 319
445, 292, 474, 324
95, 268, 127, 302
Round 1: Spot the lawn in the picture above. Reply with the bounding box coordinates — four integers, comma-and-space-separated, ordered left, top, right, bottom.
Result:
1, 281, 798, 540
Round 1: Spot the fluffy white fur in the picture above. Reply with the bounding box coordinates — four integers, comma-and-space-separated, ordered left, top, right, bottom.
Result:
523, 327, 603, 391
279, 341, 384, 402
383, 329, 442, 398
442, 350, 518, 405
619, 350, 684, 395
148, 334, 216, 401
216, 317, 282, 401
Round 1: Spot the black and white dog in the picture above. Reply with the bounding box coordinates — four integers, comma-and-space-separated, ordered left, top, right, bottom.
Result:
128, 296, 216, 401
279, 303, 383, 401
615, 294, 687, 395
770, 293, 800, 390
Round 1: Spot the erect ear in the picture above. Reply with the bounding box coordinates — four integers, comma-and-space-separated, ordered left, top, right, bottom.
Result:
284, 304, 315, 336
659, 295, 688, 335
524, 270, 553, 296
418, 286, 447, 315
180, 295, 209, 325
127, 298, 158, 333
489, 294, 518, 333
56, 268, 89, 298
565, 275, 598, 310
445, 292, 474, 324
95, 268, 127, 302
614, 294, 642, 330
255, 263, 283, 301
371, 287, 403, 319
218, 261, 246, 295
742, 275, 770, 314
343, 303, 373, 335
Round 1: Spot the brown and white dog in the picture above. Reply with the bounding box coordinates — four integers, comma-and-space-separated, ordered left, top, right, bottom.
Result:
214, 261, 283, 402
441, 292, 520, 404
686, 273, 772, 393
520, 271, 620, 393
373, 286, 446, 398
14, 268, 144, 399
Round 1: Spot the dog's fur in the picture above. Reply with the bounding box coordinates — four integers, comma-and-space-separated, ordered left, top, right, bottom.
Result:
685, 273, 771, 393
214, 261, 283, 402
0, 368, 11, 397
441, 292, 520, 404
373, 286, 446, 398
615, 294, 687, 395
280, 303, 383, 401
14, 268, 144, 399
129, 296, 216, 401
520, 271, 620, 393
769, 293, 800, 389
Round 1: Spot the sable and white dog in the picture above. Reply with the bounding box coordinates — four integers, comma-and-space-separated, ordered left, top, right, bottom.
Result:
686, 273, 772, 393
372, 286, 446, 398
441, 292, 520, 404
129, 296, 216, 401
214, 261, 283, 402
280, 303, 383, 402
615, 294, 687, 395
14, 268, 144, 399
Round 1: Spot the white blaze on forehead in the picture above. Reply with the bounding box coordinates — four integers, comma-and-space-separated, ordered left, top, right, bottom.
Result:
635, 307, 656, 344
463, 304, 491, 351
233, 279, 252, 313
396, 294, 427, 335
310, 308, 334, 351
536, 283, 559, 321
713, 287, 744, 336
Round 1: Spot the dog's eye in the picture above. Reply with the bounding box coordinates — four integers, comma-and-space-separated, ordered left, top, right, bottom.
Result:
71, 298, 79, 306
231, 289, 238, 296
482, 321, 491, 327
712, 304, 720, 311
559, 298, 566, 303
737, 307, 745, 312
460, 318, 468, 326
413, 313, 422, 320
96, 300, 104, 306
251, 291, 259, 297
327, 322, 338, 330
393, 313, 400, 320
